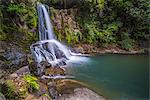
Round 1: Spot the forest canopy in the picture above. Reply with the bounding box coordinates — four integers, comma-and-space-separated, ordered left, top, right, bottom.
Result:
0, 0, 149, 50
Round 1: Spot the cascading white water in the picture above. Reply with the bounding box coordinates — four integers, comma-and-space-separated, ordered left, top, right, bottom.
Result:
30, 3, 86, 67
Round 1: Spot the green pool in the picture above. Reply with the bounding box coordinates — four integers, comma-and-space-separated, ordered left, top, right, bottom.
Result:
68, 54, 149, 99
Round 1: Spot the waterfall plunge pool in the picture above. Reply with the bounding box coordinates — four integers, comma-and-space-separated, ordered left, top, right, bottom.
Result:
67, 54, 149, 99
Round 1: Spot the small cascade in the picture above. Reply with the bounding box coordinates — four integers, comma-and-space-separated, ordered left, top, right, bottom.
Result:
30, 3, 85, 67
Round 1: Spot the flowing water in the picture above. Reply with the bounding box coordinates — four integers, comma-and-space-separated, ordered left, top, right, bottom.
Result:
31, 4, 82, 67
68, 54, 149, 99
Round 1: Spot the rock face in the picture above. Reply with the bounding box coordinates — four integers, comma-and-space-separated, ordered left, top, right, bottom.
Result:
29, 60, 66, 77
0, 41, 28, 70
58, 88, 105, 100
56, 79, 105, 100
0, 41, 28, 83
29, 61, 51, 76
48, 81, 58, 100
3, 48, 28, 68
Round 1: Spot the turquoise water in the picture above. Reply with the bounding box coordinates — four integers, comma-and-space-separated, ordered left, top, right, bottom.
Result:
69, 54, 149, 99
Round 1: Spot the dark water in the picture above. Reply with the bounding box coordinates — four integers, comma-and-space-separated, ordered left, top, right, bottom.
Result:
69, 54, 149, 99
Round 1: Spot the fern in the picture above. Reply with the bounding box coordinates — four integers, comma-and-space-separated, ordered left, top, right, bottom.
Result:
23, 74, 40, 91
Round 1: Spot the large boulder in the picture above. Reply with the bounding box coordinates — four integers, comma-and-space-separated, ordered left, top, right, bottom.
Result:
0, 41, 28, 70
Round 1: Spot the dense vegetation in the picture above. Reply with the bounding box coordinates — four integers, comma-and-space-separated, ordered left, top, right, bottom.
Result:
0, 0, 149, 50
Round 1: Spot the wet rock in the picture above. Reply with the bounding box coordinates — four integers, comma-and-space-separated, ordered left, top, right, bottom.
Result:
2, 48, 28, 68
55, 58, 67, 67
29, 60, 66, 77
48, 81, 58, 100
40, 61, 51, 68
29, 61, 51, 76
29, 61, 39, 76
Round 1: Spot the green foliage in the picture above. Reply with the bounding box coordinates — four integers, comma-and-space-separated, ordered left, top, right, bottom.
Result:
110, 0, 149, 40
0, 32, 7, 41
6, 3, 37, 29
75, 0, 149, 46
0, 0, 149, 50
88, 0, 105, 10
23, 31, 38, 44
50, 0, 60, 4
7, 4, 27, 14
119, 32, 134, 50
64, 28, 82, 44
120, 39, 133, 50
23, 74, 40, 92
1, 1, 38, 47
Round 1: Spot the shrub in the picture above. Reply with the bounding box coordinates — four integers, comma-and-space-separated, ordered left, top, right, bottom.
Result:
120, 38, 134, 50
119, 32, 134, 50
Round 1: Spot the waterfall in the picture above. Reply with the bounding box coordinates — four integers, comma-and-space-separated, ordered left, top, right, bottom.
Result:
30, 3, 84, 66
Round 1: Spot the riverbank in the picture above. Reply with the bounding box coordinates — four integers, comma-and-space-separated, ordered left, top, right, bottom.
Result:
73, 43, 149, 55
